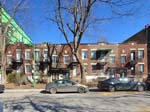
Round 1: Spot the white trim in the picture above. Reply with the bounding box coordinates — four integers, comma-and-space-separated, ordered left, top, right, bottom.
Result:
16, 49, 21, 51
91, 63, 97, 65
43, 49, 48, 51
121, 54, 127, 56
63, 55, 69, 56
84, 63, 88, 65
138, 48, 144, 50
25, 49, 31, 51
52, 54, 58, 56
82, 49, 88, 51
130, 48, 136, 50
109, 54, 115, 56
34, 49, 40, 51
138, 62, 144, 64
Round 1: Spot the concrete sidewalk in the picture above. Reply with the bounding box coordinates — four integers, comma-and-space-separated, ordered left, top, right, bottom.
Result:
5, 89, 44, 93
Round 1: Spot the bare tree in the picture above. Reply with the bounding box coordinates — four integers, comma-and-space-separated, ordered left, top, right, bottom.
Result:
0, 0, 30, 84
48, 0, 141, 83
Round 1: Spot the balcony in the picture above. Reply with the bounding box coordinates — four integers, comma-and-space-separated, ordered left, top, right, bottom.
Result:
130, 60, 137, 65
98, 57, 107, 65
12, 58, 23, 65
41, 58, 50, 64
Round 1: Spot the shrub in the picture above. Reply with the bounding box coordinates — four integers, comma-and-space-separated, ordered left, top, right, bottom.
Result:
7, 73, 16, 83
7, 73, 28, 85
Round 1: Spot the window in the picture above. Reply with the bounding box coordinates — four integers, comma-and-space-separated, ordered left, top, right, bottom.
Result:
138, 64, 144, 73
25, 51, 30, 60
121, 56, 126, 64
33, 64, 39, 71
34, 50, 40, 60
109, 56, 115, 63
91, 50, 96, 59
73, 66, 77, 77
64, 55, 70, 64
44, 50, 48, 59
82, 50, 88, 60
7, 55, 12, 65
16, 65, 21, 73
52, 55, 58, 64
25, 64, 32, 73
16, 49, 21, 60
130, 51, 135, 61
138, 50, 144, 60
91, 64, 97, 73
84, 64, 88, 74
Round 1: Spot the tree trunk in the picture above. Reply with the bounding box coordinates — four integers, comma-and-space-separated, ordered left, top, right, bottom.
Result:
75, 52, 86, 83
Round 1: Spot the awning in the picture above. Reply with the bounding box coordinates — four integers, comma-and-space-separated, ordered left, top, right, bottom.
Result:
97, 49, 111, 53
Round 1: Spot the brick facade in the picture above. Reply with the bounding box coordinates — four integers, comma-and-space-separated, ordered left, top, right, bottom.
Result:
2, 26, 150, 83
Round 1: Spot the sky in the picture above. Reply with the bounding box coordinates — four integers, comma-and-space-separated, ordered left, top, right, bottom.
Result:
4, 0, 150, 44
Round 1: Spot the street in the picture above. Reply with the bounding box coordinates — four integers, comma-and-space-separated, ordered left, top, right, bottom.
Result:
0, 89, 150, 112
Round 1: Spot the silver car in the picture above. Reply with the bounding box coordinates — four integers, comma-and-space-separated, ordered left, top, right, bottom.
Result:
45, 79, 89, 94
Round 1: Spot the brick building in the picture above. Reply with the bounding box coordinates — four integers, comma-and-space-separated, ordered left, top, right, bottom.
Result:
1, 7, 150, 83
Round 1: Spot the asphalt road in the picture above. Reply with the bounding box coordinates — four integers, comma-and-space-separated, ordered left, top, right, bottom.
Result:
0, 89, 150, 112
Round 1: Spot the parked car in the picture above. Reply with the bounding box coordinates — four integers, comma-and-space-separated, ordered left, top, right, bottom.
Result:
0, 84, 5, 93
45, 79, 89, 94
145, 76, 150, 90
97, 78, 146, 92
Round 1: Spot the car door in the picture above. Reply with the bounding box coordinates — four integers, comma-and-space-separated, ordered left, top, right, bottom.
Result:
114, 79, 124, 90
56, 80, 67, 92
120, 78, 131, 90
64, 80, 78, 92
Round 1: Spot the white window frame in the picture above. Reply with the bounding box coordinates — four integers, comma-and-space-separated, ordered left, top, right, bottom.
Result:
34, 49, 40, 60
52, 55, 58, 64
43, 49, 48, 59
91, 49, 97, 59
138, 64, 144, 73
16, 49, 21, 60
82, 49, 88, 60
25, 64, 32, 74
64, 55, 70, 64
25, 49, 31, 60
7, 55, 12, 65
138, 50, 144, 60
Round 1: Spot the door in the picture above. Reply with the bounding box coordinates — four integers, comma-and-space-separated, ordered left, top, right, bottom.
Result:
119, 78, 131, 90
64, 80, 78, 92
56, 80, 67, 92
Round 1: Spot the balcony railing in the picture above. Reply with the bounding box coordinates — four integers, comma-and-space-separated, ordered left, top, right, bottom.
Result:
12, 58, 23, 64
98, 57, 108, 65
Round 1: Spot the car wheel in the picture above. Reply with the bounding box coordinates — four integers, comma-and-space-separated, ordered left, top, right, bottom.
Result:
108, 85, 115, 92
78, 87, 85, 93
137, 85, 144, 92
50, 88, 57, 94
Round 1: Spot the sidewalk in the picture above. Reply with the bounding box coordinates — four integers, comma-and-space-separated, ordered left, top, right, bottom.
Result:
5, 89, 44, 93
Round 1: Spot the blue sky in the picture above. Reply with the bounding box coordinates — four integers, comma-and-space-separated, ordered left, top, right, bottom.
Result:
10, 0, 150, 44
